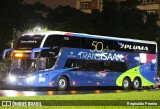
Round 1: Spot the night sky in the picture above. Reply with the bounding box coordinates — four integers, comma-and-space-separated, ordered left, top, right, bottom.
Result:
24, 0, 76, 8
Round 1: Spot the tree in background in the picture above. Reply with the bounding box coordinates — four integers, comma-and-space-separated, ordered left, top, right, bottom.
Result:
46, 0, 160, 41
0, 0, 159, 52
0, 0, 48, 52
101, 0, 160, 40
0, 0, 159, 76
47, 6, 93, 33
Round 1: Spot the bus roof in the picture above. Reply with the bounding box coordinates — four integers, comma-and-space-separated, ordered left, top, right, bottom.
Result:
23, 31, 157, 45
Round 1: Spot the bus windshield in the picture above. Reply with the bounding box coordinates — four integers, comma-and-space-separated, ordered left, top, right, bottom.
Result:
11, 58, 36, 74
15, 35, 45, 50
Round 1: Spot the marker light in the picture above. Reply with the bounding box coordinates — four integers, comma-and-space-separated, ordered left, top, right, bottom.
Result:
72, 81, 76, 85
14, 53, 23, 58
49, 81, 54, 86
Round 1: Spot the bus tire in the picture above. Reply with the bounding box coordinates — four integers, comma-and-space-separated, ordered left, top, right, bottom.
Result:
57, 76, 68, 91
122, 77, 132, 90
133, 78, 141, 90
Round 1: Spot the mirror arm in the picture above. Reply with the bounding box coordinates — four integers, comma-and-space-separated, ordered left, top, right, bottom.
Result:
2, 48, 14, 59
31, 47, 50, 59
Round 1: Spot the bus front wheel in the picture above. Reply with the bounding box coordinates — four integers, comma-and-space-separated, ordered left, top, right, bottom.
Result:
57, 76, 68, 91
122, 77, 132, 90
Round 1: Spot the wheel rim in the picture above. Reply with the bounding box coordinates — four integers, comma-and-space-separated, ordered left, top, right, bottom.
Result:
134, 80, 139, 88
59, 79, 66, 88
123, 80, 129, 88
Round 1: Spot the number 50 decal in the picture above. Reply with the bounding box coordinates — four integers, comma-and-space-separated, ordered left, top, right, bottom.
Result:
91, 41, 115, 52
91, 41, 104, 52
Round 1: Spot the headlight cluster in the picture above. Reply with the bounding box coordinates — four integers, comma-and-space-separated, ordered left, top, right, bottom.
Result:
8, 75, 16, 82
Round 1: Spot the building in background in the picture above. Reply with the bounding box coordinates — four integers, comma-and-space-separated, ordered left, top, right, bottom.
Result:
75, 0, 103, 13
137, 0, 160, 14
75, 0, 160, 26
137, 0, 160, 26
25, 0, 160, 25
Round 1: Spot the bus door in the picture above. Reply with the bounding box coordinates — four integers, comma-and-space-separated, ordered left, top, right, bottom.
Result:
37, 57, 49, 86
37, 49, 57, 86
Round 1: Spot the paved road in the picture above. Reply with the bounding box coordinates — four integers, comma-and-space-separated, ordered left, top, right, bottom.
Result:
0, 86, 159, 97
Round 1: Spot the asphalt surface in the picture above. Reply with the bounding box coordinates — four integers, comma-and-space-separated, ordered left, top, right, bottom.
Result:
0, 84, 159, 97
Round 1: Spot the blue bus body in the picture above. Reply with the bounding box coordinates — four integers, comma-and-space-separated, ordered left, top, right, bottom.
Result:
2, 31, 157, 90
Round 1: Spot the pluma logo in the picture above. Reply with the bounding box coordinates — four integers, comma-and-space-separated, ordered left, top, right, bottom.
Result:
118, 42, 148, 51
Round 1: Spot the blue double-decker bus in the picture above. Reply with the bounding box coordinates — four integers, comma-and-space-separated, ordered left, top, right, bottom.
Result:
2, 31, 158, 90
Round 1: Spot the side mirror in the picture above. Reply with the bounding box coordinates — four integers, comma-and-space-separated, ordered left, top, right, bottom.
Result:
2, 48, 14, 59
31, 47, 50, 59
40, 49, 55, 58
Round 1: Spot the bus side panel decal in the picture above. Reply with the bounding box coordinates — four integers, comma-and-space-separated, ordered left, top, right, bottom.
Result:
116, 66, 155, 87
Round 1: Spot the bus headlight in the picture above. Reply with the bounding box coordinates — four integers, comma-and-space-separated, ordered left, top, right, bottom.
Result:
26, 76, 35, 83
9, 75, 16, 82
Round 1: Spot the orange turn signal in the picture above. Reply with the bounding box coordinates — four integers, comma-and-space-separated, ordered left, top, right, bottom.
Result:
14, 53, 23, 58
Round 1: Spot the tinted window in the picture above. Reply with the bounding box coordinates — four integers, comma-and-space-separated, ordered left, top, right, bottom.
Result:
81, 37, 115, 52
44, 35, 156, 54
63, 36, 81, 48
64, 59, 128, 72
113, 62, 128, 72
43, 35, 63, 47
81, 60, 98, 71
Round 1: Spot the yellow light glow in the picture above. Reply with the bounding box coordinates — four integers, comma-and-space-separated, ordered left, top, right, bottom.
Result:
115, 90, 121, 93
13, 50, 32, 53
15, 53, 23, 57
47, 91, 54, 95
70, 90, 77, 94
49, 81, 54, 86
95, 90, 101, 94
143, 90, 147, 92
49, 82, 52, 85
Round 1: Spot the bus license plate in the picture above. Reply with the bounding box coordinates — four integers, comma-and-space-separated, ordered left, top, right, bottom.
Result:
18, 83, 22, 85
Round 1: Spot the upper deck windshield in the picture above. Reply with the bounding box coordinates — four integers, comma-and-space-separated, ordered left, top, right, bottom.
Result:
15, 35, 45, 50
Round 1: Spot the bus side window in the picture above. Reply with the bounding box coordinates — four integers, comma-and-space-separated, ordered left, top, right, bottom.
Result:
64, 60, 73, 68
81, 60, 87, 71
98, 61, 128, 72
63, 36, 81, 48
64, 59, 82, 71
98, 61, 112, 72
43, 35, 62, 47
81, 60, 98, 71
114, 62, 128, 72
46, 57, 56, 69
